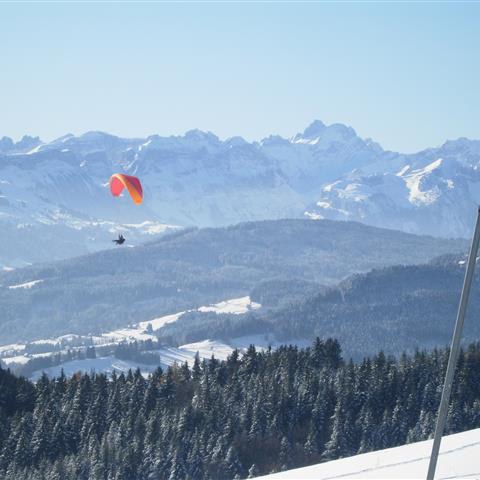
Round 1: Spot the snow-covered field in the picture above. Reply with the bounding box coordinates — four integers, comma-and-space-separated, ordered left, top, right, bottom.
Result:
25, 342, 228, 380
258, 428, 480, 479
0, 296, 265, 378
22, 335, 311, 380
28, 345, 209, 381
0, 296, 261, 354
99, 295, 261, 344
198, 296, 261, 314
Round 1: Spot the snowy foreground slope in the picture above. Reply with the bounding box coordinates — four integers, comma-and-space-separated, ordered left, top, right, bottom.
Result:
259, 428, 480, 479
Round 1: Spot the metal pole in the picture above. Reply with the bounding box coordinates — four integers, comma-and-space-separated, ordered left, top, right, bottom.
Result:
426, 206, 480, 480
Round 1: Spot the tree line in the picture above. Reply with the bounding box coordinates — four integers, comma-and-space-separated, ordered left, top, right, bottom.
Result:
1, 338, 480, 479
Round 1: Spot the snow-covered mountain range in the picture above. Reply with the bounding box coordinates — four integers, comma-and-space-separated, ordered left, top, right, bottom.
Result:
1, 121, 480, 266
306, 138, 480, 240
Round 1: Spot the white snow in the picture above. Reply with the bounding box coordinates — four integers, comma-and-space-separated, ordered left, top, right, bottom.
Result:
0, 343, 25, 354
26, 144, 44, 155
25, 336, 289, 379
178, 335, 309, 366
30, 339, 59, 346
180, 339, 234, 361
403, 159, 443, 206
2, 355, 30, 365
138, 312, 185, 332
292, 137, 320, 145
304, 211, 324, 220
198, 296, 261, 315
96, 310, 187, 345
258, 427, 480, 479
316, 201, 331, 210
396, 165, 411, 176
323, 182, 336, 193
3, 331, 285, 379
138, 139, 152, 151
2, 122, 480, 267
8, 279, 43, 290
118, 221, 179, 235
101, 296, 261, 343
424, 158, 443, 173
0, 120, 380, 268
97, 328, 156, 344
29, 357, 160, 380
0, 296, 265, 378
28, 344, 230, 380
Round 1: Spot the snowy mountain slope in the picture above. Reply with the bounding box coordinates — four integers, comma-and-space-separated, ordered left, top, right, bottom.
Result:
2, 121, 480, 267
0, 121, 390, 267
258, 427, 480, 479
0, 140, 179, 267
307, 139, 480, 238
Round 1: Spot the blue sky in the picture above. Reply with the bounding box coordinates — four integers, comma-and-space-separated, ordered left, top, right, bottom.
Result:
1, 2, 479, 152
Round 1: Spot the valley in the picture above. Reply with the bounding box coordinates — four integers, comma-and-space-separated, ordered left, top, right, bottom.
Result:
0, 219, 465, 346
0, 296, 264, 379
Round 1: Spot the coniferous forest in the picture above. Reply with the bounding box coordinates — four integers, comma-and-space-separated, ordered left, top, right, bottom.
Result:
1, 339, 480, 480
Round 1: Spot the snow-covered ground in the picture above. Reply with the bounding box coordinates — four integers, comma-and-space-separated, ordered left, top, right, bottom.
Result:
23, 335, 311, 380
28, 345, 206, 381
0, 296, 266, 378
28, 340, 242, 380
100, 295, 261, 344
2, 354, 30, 365
0, 296, 262, 356
138, 312, 185, 332
258, 428, 480, 479
8, 279, 43, 289
0, 343, 25, 354
198, 296, 261, 314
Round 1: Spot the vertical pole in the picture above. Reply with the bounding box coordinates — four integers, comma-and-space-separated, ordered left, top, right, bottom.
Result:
426, 207, 480, 480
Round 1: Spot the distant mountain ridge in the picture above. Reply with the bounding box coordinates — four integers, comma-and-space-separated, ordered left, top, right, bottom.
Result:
0, 219, 465, 345
306, 139, 480, 239
1, 120, 479, 266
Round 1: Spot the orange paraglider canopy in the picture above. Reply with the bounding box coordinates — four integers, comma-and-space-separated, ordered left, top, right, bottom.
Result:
109, 174, 143, 205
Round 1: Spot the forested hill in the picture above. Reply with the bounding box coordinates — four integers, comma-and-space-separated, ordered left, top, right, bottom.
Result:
158, 255, 480, 358
0, 219, 464, 344
266, 257, 480, 357
1, 339, 480, 479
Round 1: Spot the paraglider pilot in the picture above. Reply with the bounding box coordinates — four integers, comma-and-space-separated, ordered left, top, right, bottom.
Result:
113, 234, 125, 245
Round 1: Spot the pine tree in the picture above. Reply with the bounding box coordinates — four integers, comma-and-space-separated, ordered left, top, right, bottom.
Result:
2, 340, 480, 479
247, 463, 260, 478
279, 436, 292, 471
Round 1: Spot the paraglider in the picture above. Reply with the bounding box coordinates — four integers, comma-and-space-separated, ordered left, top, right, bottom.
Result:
108, 173, 143, 247
113, 234, 125, 245
109, 173, 143, 205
